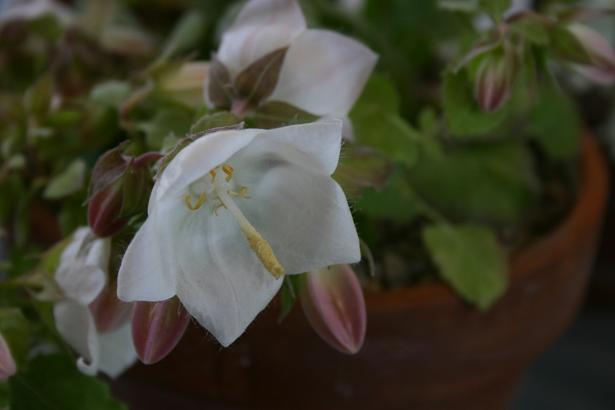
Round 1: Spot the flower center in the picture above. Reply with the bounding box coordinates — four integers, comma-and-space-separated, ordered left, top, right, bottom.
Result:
183, 164, 285, 279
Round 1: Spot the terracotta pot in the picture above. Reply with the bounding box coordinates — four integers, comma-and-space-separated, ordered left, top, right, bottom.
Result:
115, 134, 609, 410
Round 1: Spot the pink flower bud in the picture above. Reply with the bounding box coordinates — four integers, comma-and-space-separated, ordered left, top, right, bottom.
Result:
87, 145, 160, 237
89, 281, 133, 333
132, 298, 190, 365
299, 264, 367, 355
568, 24, 615, 85
0, 333, 16, 381
474, 53, 515, 112
88, 183, 127, 238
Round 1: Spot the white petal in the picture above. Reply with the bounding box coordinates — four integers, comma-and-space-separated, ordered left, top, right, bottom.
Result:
174, 208, 283, 347
217, 0, 306, 76
235, 160, 361, 274
117, 207, 178, 302
53, 301, 99, 376
97, 323, 137, 378
236, 120, 343, 176
56, 229, 108, 305
56, 265, 106, 305
268, 29, 377, 117
153, 129, 260, 204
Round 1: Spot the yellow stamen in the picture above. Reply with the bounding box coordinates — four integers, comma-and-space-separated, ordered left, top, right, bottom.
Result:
243, 227, 285, 278
209, 169, 217, 181
215, 186, 285, 278
222, 164, 234, 182
229, 186, 250, 198
184, 192, 207, 211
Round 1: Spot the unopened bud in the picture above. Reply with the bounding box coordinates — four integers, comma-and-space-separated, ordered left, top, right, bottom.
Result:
0, 332, 16, 381
132, 298, 190, 365
89, 281, 133, 333
299, 264, 366, 355
567, 24, 615, 85
474, 52, 516, 112
87, 145, 160, 237
158, 62, 208, 107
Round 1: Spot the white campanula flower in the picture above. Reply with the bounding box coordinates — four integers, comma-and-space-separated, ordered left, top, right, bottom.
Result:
118, 120, 360, 347
54, 227, 136, 377
205, 0, 377, 121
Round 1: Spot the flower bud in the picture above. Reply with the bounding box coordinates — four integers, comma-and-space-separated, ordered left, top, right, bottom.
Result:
299, 264, 367, 354
89, 281, 133, 333
567, 24, 615, 85
0, 332, 16, 381
474, 52, 516, 112
132, 298, 190, 365
87, 145, 160, 237
158, 62, 209, 107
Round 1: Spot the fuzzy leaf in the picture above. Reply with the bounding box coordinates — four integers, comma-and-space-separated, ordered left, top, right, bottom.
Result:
90, 81, 131, 107
9, 354, 127, 410
190, 112, 242, 135
479, 0, 511, 19
423, 224, 508, 309
357, 170, 421, 222
409, 140, 539, 224
443, 70, 509, 136
527, 86, 581, 160
159, 12, 207, 61
350, 74, 418, 165
44, 160, 87, 199
549, 25, 593, 65
251, 101, 317, 128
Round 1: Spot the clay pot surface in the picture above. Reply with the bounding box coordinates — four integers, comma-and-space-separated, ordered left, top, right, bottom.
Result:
116, 134, 609, 410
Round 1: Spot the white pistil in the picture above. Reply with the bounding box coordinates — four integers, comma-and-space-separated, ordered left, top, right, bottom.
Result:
214, 185, 285, 279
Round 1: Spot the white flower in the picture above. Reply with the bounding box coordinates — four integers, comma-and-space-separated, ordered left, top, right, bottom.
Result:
54, 227, 136, 377
118, 120, 360, 347
206, 0, 377, 119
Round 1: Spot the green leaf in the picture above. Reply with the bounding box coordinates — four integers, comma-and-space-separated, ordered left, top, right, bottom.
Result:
509, 18, 550, 46
138, 106, 193, 149
350, 74, 419, 165
527, 86, 580, 160
44, 159, 87, 200
549, 25, 592, 65
190, 111, 242, 135
0, 309, 31, 366
278, 276, 298, 323
409, 140, 539, 224
250, 101, 317, 128
443, 70, 509, 137
438, 0, 479, 12
90, 81, 132, 108
423, 223, 508, 309
9, 354, 127, 410
479, 0, 510, 19
159, 12, 207, 62
357, 169, 421, 222
334, 145, 393, 198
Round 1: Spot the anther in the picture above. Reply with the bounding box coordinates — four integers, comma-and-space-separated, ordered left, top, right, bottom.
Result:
184, 192, 207, 211
222, 164, 234, 182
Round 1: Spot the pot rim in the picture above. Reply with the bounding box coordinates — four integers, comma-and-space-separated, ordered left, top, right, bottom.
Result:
364, 132, 610, 310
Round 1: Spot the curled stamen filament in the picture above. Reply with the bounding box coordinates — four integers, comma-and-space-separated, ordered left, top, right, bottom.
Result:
184, 192, 207, 211
215, 186, 284, 278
